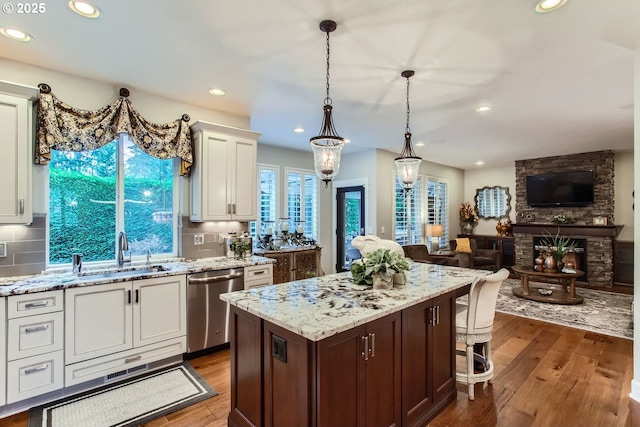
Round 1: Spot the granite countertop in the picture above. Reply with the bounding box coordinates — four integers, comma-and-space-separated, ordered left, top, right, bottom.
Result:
0, 256, 275, 296
220, 262, 488, 342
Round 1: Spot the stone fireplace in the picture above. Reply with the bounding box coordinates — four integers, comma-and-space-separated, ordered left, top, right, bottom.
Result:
513, 150, 618, 287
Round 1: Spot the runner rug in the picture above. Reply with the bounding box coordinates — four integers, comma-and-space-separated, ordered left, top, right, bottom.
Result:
494, 278, 633, 339
29, 362, 217, 427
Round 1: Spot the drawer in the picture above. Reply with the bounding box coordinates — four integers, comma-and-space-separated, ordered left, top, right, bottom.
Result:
7, 311, 64, 361
65, 336, 186, 387
245, 264, 273, 282
245, 276, 273, 289
6, 350, 64, 404
8, 290, 64, 319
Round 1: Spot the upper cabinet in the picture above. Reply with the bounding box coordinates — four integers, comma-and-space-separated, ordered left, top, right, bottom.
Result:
190, 121, 261, 221
0, 82, 39, 224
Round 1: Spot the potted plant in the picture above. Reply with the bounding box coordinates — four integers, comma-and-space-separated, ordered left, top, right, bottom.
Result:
459, 202, 479, 234
538, 231, 576, 271
350, 248, 411, 289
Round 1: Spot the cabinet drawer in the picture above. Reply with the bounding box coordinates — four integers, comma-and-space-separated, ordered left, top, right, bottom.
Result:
6, 350, 64, 404
8, 290, 63, 318
65, 336, 186, 387
245, 276, 273, 289
7, 311, 64, 361
245, 264, 273, 280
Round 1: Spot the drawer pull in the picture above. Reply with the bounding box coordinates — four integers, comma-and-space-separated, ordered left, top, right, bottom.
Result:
253, 270, 265, 275
125, 355, 142, 364
24, 364, 49, 374
25, 324, 49, 333
24, 301, 49, 308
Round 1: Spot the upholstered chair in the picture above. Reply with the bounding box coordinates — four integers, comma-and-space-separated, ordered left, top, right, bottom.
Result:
455, 268, 510, 400
450, 238, 500, 272
402, 244, 467, 267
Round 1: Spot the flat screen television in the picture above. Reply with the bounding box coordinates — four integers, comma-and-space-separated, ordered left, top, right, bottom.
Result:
526, 170, 594, 207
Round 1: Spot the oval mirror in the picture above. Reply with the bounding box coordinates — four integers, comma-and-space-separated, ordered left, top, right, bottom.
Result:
474, 186, 511, 219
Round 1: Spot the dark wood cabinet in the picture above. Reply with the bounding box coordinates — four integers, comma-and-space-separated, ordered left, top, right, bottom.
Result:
401, 293, 456, 427
259, 247, 322, 284
459, 234, 515, 267
613, 240, 634, 286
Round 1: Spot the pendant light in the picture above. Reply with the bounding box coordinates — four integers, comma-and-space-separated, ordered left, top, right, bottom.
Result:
395, 70, 422, 192
310, 20, 344, 188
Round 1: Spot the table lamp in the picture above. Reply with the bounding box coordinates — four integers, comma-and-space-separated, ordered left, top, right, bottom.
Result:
425, 224, 443, 254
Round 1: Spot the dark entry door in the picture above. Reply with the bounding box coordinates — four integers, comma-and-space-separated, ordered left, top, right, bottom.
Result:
336, 186, 365, 272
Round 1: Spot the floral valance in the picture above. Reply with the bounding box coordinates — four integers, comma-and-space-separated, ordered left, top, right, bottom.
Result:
35, 84, 193, 176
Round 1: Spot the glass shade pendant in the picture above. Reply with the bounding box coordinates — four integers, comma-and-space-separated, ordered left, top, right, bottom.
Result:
310, 20, 344, 188
395, 70, 422, 192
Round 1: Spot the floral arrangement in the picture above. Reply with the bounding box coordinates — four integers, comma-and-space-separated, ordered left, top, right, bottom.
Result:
350, 248, 411, 286
538, 231, 577, 261
551, 214, 574, 224
459, 202, 479, 224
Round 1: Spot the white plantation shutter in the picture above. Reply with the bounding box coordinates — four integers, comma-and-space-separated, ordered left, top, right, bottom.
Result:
286, 168, 319, 239
426, 177, 449, 248
394, 174, 424, 245
251, 165, 278, 237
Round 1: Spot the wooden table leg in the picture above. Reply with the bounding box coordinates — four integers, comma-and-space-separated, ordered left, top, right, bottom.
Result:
569, 278, 576, 300
522, 275, 530, 296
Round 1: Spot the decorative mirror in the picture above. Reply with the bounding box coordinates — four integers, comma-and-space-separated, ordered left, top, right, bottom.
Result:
474, 186, 511, 219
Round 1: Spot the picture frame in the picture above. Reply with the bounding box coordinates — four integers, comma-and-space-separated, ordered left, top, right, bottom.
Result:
593, 216, 608, 225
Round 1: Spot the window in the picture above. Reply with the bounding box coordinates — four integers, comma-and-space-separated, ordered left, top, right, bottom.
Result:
49, 134, 177, 265
286, 169, 318, 239
393, 175, 424, 245
250, 164, 279, 237
425, 177, 449, 248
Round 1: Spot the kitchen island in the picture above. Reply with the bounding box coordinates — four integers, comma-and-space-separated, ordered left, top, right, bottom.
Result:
221, 262, 487, 427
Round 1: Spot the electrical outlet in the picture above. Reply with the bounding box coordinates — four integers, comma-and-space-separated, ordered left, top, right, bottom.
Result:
0, 242, 6, 257
194, 234, 204, 245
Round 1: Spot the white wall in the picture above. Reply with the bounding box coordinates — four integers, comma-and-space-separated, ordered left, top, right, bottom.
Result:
631, 50, 640, 404
464, 165, 516, 235
615, 151, 635, 241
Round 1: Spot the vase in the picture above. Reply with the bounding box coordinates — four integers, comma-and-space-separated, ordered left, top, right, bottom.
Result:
462, 222, 474, 235
393, 272, 405, 288
556, 261, 565, 272
372, 273, 393, 290
543, 254, 556, 271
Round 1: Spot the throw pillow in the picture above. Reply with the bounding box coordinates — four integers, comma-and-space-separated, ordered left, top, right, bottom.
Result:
455, 238, 472, 253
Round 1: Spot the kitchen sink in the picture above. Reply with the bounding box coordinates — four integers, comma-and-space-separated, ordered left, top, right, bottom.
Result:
76, 265, 170, 281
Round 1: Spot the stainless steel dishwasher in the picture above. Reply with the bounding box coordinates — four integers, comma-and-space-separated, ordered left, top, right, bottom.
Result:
187, 268, 244, 353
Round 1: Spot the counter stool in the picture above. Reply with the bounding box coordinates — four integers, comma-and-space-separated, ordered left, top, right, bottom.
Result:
455, 268, 510, 400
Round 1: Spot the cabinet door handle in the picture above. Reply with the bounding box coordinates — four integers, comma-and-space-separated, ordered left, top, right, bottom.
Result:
24, 301, 49, 308
227, 204, 231, 214
125, 355, 142, 364
427, 307, 433, 325
436, 306, 440, 325
369, 333, 375, 357
25, 324, 49, 333
135, 289, 139, 303
19, 199, 25, 215
232, 204, 236, 214
362, 335, 369, 361
127, 290, 131, 304
24, 364, 49, 374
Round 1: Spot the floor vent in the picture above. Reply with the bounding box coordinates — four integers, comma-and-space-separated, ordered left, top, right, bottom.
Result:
106, 370, 127, 380
127, 364, 146, 374
104, 364, 149, 382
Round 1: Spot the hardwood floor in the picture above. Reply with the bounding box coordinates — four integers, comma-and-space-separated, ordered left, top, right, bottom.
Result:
0, 312, 634, 427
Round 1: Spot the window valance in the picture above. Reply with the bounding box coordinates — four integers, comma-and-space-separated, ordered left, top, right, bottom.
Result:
35, 84, 193, 176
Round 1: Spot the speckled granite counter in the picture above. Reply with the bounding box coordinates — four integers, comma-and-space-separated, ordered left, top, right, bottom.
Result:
0, 256, 275, 296
221, 262, 487, 341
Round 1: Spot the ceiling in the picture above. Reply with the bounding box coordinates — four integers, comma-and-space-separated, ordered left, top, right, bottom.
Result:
1, 0, 639, 169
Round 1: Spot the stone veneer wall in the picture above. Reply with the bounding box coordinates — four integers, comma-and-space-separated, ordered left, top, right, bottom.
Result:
514, 150, 615, 287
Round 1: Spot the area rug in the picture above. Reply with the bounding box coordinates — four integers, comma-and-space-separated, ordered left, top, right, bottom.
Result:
29, 362, 217, 427
493, 278, 633, 340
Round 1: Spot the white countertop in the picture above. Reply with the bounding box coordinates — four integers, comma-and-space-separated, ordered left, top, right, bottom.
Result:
221, 262, 488, 342
0, 256, 275, 296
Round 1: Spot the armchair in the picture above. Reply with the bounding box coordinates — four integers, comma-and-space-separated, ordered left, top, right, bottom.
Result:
450, 238, 500, 272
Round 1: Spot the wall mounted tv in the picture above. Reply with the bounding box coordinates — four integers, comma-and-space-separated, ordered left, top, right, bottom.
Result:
526, 170, 595, 207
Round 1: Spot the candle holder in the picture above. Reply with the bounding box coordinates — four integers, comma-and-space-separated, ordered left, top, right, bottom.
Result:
261, 221, 275, 237
294, 221, 305, 238
279, 218, 291, 235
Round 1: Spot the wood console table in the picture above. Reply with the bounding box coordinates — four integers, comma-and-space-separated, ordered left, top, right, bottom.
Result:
511, 265, 585, 305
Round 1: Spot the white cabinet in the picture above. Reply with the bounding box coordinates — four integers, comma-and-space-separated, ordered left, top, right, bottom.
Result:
244, 264, 274, 289
190, 121, 261, 221
0, 83, 38, 224
5, 291, 64, 403
64, 276, 187, 385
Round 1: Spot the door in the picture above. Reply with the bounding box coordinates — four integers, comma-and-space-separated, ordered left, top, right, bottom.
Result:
336, 186, 365, 272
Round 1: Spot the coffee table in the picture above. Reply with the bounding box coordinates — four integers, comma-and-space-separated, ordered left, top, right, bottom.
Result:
511, 265, 585, 305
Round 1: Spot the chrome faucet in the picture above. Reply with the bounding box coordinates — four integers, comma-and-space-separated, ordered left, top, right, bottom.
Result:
117, 231, 131, 268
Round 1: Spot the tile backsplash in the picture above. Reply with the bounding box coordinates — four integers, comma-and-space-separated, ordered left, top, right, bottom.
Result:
0, 214, 46, 277
180, 217, 249, 260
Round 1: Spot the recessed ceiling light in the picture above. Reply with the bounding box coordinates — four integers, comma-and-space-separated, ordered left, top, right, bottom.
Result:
535, 0, 567, 13
476, 160, 485, 166
475, 106, 492, 112
293, 127, 305, 133
344, 138, 351, 144
208, 88, 226, 96
415, 142, 425, 147
0, 28, 32, 42
68, 1, 101, 18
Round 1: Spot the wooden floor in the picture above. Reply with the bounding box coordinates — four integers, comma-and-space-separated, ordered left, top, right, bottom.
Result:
0, 312, 635, 427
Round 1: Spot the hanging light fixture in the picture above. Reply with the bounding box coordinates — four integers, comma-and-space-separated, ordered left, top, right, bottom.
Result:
395, 70, 422, 192
310, 20, 344, 188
